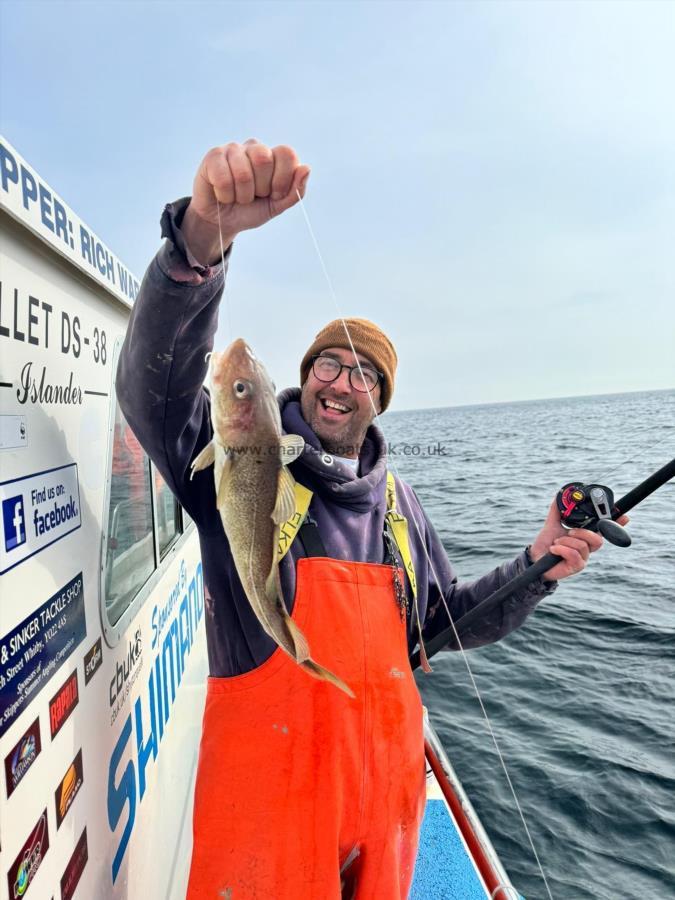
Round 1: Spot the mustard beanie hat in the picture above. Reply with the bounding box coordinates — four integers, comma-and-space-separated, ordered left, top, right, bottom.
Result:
300, 317, 397, 412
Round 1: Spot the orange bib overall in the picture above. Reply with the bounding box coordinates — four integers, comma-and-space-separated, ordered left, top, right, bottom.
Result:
187, 556, 426, 899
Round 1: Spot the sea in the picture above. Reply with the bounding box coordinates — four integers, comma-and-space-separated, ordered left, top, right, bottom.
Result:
382, 389, 675, 900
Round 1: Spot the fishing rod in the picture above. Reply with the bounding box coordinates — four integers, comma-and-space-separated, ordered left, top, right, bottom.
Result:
410, 457, 675, 670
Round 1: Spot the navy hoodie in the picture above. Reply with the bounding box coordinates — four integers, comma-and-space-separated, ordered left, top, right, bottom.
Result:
116, 199, 555, 678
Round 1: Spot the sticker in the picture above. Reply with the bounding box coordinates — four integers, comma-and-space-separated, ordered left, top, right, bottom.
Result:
109, 627, 143, 726
0, 415, 27, 450
4, 717, 41, 798
0, 463, 81, 575
49, 670, 78, 739
7, 809, 49, 898
83, 637, 102, 685
55, 749, 83, 829
60, 828, 87, 900
0, 573, 86, 738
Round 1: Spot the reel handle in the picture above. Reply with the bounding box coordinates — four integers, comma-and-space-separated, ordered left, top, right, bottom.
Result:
597, 518, 631, 547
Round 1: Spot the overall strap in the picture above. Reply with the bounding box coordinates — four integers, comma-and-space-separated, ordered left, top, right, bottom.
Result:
276, 474, 417, 568
277, 481, 315, 560
296, 515, 327, 558
385, 473, 431, 672
384, 472, 417, 598
276, 476, 431, 671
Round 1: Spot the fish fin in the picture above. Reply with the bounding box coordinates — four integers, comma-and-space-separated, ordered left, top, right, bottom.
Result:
215, 452, 233, 508
279, 433, 305, 466
190, 441, 216, 479
301, 659, 355, 698
272, 466, 296, 524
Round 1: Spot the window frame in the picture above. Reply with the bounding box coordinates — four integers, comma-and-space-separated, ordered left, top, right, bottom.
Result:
154, 460, 183, 562
100, 338, 197, 648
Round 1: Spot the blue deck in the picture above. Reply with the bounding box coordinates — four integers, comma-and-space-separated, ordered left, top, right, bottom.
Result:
410, 799, 489, 900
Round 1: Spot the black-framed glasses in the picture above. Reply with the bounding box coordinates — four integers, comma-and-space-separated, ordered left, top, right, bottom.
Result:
311, 355, 382, 393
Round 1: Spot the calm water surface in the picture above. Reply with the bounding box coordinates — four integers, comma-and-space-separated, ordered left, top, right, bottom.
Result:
382, 390, 675, 900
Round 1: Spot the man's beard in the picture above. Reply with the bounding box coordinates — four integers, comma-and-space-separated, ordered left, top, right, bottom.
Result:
301, 398, 373, 458
309, 414, 370, 457
312, 426, 368, 458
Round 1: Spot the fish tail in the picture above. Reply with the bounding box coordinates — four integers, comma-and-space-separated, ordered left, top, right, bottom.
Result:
301, 659, 355, 698
282, 612, 311, 663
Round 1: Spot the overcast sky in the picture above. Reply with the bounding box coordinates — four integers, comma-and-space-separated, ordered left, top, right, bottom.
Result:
1, 0, 673, 410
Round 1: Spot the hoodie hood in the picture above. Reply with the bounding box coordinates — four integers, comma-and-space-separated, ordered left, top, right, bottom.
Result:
278, 387, 387, 513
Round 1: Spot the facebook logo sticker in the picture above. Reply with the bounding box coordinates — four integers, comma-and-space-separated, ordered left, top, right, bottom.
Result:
2, 495, 26, 552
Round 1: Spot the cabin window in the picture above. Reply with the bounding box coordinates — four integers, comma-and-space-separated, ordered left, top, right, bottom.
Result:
155, 466, 181, 559
102, 339, 199, 644
105, 408, 155, 625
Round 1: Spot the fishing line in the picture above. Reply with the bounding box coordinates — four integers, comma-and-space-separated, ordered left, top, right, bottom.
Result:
295, 191, 555, 900
594, 429, 674, 487
216, 199, 233, 342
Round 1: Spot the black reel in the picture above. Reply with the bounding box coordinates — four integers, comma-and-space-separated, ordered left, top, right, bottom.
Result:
556, 482, 631, 548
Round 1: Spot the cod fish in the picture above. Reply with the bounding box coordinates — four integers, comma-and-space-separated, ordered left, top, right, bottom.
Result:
191, 338, 353, 697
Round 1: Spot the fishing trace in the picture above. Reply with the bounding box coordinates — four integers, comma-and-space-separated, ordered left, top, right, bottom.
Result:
294, 190, 556, 900
216, 199, 233, 345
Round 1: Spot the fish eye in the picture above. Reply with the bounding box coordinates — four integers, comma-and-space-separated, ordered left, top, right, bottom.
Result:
233, 380, 250, 399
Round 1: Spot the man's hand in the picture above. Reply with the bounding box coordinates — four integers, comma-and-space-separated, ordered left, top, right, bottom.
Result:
529, 499, 630, 582
181, 140, 310, 266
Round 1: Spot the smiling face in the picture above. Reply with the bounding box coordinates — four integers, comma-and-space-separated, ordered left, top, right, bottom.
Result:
300, 346, 382, 458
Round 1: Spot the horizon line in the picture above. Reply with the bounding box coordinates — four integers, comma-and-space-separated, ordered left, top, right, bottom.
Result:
387, 385, 675, 416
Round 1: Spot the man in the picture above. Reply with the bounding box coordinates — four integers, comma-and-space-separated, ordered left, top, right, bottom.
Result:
116, 140, 619, 899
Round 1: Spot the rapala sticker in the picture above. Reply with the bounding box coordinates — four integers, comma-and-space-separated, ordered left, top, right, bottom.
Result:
0, 463, 81, 575
4, 717, 41, 798
55, 749, 83, 829
0, 573, 86, 738
60, 828, 87, 900
49, 670, 78, 739
83, 637, 102, 685
7, 809, 49, 898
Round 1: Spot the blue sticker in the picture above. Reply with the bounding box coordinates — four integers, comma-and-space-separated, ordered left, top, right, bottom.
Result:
0, 464, 81, 575
0, 573, 86, 738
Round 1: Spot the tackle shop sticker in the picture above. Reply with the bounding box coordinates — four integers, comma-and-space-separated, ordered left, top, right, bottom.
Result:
0, 463, 81, 575
7, 809, 49, 899
0, 573, 86, 739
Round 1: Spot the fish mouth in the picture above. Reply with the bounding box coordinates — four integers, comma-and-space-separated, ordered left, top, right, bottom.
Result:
226, 337, 255, 358
211, 338, 259, 389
